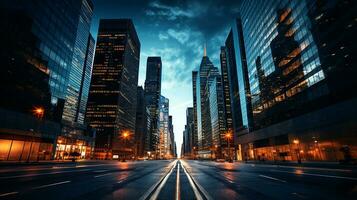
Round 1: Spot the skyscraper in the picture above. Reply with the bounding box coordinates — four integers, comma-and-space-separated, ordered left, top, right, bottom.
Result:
144, 57, 162, 153
135, 86, 151, 157
76, 34, 95, 124
195, 47, 218, 158
86, 19, 140, 159
236, 0, 357, 162
183, 107, 194, 157
62, 0, 94, 124
191, 71, 198, 151
158, 95, 169, 159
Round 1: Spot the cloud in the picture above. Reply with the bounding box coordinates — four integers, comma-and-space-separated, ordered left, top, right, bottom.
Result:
158, 33, 169, 40
147, 1, 196, 20
167, 29, 190, 44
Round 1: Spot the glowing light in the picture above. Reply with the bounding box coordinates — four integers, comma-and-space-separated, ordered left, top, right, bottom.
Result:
293, 139, 299, 144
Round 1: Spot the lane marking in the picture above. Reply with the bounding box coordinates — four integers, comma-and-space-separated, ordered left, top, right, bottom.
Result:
0, 169, 91, 179
32, 181, 71, 189
245, 163, 352, 172
0, 192, 19, 197
139, 160, 177, 200
181, 160, 212, 200
271, 169, 357, 180
117, 178, 127, 184
94, 172, 113, 178
149, 161, 177, 200
259, 174, 287, 183
176, 163, 180, 200
93, 170, 109, 173
226, 178, 234, 183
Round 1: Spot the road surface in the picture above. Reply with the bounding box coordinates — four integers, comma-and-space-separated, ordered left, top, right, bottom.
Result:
0, 160, 356, 199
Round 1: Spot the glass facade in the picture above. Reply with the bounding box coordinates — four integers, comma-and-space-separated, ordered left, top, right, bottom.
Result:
158, 95, 169, 159
62, 0, 93, 123
144, 57, 162, 152
191, 71, 198, 149
236, 0, 357, 162
86, 19, 140, 159
76, 34, 95, 124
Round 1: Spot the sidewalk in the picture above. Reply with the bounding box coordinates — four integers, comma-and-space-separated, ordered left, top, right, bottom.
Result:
238, 160, 357, 170
0, 159, 97, 167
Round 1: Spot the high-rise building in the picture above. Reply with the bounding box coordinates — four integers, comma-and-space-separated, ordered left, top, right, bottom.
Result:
237, 0, 357, 162
194, 46, 218, 158
144, 57, 162, 153
0, 0, 95, 161
135, 86, 151, 157
208, 75, 226, 159
220, 46, 234, 135
183, 107, 194, 157
62, 0, 94, 124
158, 95, 169, 159
191, 71, 199, 151
168, 115, 175, 157
86, 19, 140, 159
76, 34, 95, 124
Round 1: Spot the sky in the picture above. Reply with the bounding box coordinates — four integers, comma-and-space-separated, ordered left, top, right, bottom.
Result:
90, 0, 241, 156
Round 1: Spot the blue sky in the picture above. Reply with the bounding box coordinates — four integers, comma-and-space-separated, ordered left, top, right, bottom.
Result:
90, 0, 241, 156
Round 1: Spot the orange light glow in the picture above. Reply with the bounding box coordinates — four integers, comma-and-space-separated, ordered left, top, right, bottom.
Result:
293, 139, 299, 144
32, 107, 45, 118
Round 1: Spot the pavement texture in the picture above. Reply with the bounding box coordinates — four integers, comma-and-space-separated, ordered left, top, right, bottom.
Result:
0, 159, 356, 200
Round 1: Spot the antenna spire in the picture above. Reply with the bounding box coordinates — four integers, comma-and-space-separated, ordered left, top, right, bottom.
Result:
204, 43, 207, 57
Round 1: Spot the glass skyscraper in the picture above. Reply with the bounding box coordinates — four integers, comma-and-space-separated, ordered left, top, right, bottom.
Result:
144, 57, 162, 153
158, 95, 169, 159
86, 19, 141, 159
236, 0, 357, 162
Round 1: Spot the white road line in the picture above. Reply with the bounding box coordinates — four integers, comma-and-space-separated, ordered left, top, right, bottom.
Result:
0, 169, 91, 179
93, 170, 110, 173
139, 160, 177, 200
181, 161, 212, 200
176, 163, 180, 200
246, 163, 352, 172
117, 178, 126, 184
149, 161, 177, 200
226, 178, 235, 183
0, 192, 19, 197
259, 174, 287, 183
271, 169, 357, 180
32, 181, 71, 189
94, 173, 112, 178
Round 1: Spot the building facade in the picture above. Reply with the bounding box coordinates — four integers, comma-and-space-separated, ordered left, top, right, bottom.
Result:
135, 86, 151, 157
158, 96, 169, 159
86, 19, 140, 160
191, 71, 199, 153
144, 57, 162, 154
237, 0, 357, 162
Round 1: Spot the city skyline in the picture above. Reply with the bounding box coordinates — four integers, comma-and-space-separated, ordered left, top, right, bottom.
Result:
90, 0, 242, 155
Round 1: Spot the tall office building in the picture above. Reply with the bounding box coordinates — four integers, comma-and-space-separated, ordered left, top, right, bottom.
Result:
135, 86, 151, 157
144, 57, 162, 153
194, 46, 218, 158
86, 19, 141, 159
183, 107, 194, 157
168, 116, 175, 157
158, 95, 169, 159
62, 0, 94, 124
237, 0, 357, 161
191, 71, 199, 151
208, 75, 226, 158
0, 0, 95, 161
76, 34, 95, 124
220, 47, 234, 135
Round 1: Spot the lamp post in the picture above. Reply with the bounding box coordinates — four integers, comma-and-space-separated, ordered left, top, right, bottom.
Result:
27, 107, 44, 163
122, 131, 129, 162
225, 130, 233, 162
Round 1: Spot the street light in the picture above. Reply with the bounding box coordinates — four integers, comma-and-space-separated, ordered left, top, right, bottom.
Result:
225, 130, 233, 162
293, 138, 301, 164
27, 107, 45, 163
121, 131, 130, 162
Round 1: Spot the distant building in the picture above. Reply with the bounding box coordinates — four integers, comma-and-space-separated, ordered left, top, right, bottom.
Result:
191, 71, 199, 152
144, 57, 162, 154
158, 95, 169, 159
194, 46, 218, 158
168, 116, 175, 157
183, 107, 194, 158
86, 19, 140, 160
135, 86, 151, 157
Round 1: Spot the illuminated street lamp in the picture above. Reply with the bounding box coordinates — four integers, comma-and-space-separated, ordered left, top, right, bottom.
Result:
121, 131, 130, 161
225, 130, 233, 162
26, 106, 45, 163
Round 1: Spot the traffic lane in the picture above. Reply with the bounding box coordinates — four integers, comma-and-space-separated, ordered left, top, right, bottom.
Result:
182, 160, 268, 200
78, 160, 176, 200
188, 161, 357, 200
0, 160, 174, 200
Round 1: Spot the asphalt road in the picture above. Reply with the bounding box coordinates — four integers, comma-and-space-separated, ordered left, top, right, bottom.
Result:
0, 160, 356, 200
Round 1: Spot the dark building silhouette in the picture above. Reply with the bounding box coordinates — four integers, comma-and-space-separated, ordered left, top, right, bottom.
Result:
220, 46, 233, 136
86, 19, 140, 159
144, 57, 162, 154
135, 86, 151, 157
191, 71, 199, 152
